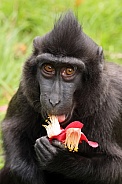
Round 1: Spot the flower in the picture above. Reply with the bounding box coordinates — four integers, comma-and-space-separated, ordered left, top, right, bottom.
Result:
43, 115, 63, 138
65, 127, 81, 152
43, 116, 98, 152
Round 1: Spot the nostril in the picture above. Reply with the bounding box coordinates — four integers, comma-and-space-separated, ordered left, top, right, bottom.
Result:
49, 98, 60, 107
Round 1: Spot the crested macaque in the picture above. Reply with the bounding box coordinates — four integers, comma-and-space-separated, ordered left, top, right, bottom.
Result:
0, 11, 122, 184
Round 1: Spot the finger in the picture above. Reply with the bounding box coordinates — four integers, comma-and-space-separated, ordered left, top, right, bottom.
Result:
35, 139, 53, 157
52, 139, 65, 149
36, 137, 57, 155
35, 144, 47, 163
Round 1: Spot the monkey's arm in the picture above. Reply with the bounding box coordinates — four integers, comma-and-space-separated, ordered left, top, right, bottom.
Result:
2, 90, 45, 184
35, 136, 122, 184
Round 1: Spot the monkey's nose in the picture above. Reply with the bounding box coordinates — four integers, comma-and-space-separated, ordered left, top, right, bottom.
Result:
49, 98, 60, 107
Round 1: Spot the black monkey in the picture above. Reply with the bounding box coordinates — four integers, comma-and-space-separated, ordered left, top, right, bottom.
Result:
0, 11, 122, 184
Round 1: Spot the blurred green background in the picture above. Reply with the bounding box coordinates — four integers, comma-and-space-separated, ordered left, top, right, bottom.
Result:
0, 0, 122, 169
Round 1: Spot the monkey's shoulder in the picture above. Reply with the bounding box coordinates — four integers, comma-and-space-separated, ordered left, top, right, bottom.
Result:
105, 61, 122, 82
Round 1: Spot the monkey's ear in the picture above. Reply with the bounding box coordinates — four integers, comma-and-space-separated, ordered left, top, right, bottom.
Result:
33, 36, 42, 53
97, 46, 104, 69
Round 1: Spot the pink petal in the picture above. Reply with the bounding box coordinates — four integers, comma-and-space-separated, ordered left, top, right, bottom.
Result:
80, 133, 98, 148
88, 141, 98, 148
65, 121, 84, 130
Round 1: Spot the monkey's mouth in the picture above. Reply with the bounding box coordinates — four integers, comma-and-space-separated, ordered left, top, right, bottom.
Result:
57, 105, 75, 125
45, 113, 71, 127
45, 105, 75, 126
57, 114, 66, 123
51, 113, 71, 126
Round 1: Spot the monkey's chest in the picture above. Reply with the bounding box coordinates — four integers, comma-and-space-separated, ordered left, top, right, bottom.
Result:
44, 171, 81, 184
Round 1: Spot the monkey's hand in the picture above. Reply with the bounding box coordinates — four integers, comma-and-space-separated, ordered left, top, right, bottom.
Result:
34, 136, 67, 171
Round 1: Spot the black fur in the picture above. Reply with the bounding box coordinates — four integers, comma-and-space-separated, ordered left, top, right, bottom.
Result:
0, 11, 122, 184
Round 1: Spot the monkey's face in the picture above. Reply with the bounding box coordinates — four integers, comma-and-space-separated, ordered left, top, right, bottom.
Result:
37, 54, 85, 124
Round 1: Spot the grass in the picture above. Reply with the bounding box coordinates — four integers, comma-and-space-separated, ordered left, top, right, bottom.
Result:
0, 0, 122, 168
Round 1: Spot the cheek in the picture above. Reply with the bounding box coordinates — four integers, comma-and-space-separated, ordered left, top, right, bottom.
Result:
63, 87, 77, 110
39, 90, 49, 106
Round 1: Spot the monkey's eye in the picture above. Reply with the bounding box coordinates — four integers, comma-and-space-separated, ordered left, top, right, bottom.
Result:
61, 66, 76, 80
65, 67, 75, 75
41, 64, 55, 76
